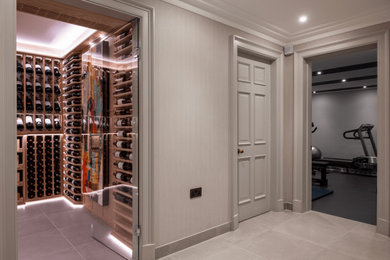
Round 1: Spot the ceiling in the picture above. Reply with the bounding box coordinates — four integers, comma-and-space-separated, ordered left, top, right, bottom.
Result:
165, 0, 390, 44
312, 49, 377, 93
17, 11, 96, 57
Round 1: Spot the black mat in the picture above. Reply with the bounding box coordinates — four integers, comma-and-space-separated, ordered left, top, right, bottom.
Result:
312, 172, 377, 225
312, 186, 334, 201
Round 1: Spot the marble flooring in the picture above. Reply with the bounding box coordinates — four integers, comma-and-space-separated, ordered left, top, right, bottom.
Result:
160, 211, 390, 260
17, 198, 125, 260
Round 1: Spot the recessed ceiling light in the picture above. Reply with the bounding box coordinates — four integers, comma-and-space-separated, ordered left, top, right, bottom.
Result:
363, 85, 367, 89
312, 91, 316, 94
299, 15, 308, 23
342, 79, 347, 82
317, 71, 322, 75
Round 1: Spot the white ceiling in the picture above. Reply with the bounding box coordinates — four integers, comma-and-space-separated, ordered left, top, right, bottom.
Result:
17, 11, 96, 57
166, 0, 390, 44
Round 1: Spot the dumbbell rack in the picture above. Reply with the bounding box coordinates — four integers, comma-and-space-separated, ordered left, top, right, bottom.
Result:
62, 52, 84, 204
16, 52, 63, 134
24, 134, 63, 202
110, 20, 139, 248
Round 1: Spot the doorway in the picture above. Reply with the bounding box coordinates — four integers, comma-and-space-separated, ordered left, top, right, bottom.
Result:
310, 48, 378, 224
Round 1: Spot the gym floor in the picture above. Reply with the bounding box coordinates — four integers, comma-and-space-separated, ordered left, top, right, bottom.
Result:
312, 171, 377, 225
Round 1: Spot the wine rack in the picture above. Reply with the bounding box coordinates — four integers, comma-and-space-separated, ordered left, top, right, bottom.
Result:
16, 53, 63, 134
17, 136, 25, 204
24, 134, 62, 202
62, 52, 83, 204
110, 20, 138, 247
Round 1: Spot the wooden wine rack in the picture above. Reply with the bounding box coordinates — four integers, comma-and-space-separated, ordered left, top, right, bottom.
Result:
24, 134, 63, 202
16, 53, 63, 134
62, 52, 83, 204
109, 20, 139, 248
17, 136, 25, 204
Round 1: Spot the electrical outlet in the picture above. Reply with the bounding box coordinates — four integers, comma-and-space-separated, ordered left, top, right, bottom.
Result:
190, 187, 202, 199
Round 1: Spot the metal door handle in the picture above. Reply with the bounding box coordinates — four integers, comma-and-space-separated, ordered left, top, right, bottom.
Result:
237, 149, 244, 154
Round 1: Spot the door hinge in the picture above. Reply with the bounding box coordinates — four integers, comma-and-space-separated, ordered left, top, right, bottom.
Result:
135, 226, 141, 237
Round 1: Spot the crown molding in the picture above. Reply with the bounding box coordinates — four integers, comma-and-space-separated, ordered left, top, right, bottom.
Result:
162, 0, 390, 47
161, 0, 288, 46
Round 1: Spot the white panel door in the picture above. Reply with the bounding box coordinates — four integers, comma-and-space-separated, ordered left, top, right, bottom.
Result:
237, 56, 271, 222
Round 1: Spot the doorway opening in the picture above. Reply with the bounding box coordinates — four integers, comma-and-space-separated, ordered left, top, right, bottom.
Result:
15, 1, 143, 259
310, 48, 378, 225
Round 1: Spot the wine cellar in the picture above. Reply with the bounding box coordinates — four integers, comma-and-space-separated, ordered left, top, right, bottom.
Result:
16, 2, 140, 258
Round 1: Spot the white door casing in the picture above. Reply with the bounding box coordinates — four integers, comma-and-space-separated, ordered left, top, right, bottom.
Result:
237, 56, 271, 222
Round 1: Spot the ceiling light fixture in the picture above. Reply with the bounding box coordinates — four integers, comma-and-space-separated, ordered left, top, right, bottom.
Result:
312, 91, 316, 94
363, 85, 367, 89
317, 71, 322, 75
342, 79, 347, 82
299, 15, 308, 23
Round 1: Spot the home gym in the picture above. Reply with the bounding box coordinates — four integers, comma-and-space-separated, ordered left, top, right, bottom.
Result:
310, 48, 377, 225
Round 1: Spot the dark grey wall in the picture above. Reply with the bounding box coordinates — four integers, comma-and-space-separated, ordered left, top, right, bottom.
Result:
312, 89, 377, 160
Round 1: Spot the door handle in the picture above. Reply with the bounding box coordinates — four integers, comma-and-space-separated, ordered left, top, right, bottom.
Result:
237, 149, 244, 154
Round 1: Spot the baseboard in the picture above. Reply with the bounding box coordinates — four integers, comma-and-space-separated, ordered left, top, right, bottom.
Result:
377, 218, 390, 236
155, 222, 231, 259
141, 243, 155, 260
293, 199, 303, 212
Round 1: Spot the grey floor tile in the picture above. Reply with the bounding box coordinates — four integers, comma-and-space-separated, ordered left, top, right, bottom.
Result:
18, 229, 74, 259
59, 222, 96, 247
18, 214, 56, 238
47, 208, 98, 229
38, 199, 74, 215
17, 205, 44, 221
23, 248, 84, 260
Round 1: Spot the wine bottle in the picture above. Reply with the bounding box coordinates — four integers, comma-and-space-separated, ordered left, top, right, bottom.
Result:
54, 101, 61, 112
65, 128, 81, 135
17, 61, 24, 73
45, 101, 52, 112
17, 117, 24, 131
35, 82, 43, 93
116, 119, 131, 127
114, 109, 131, 115
25, 62, 33, 74
65, 114, 82, 120
17, 80, 23, 92
36, 100, 43, 112
113, 191, 132, 206
116, 130, 132, 137
117, 97, 132, 105
54, 118, 61, 130
35, 64, 43, 75
45, 65, 52, 75
114, 161, 132, 171
54, 84, 61, 95
35, 117, 43, 130
114, 86, 132, 94
114, 151, 133, 160
26, 115, 34, 130
28, 192, 35, 199
45, 83, 52, 93
26, 96, 33, 111
114, 140, 133, 149
26, 81, 33, 92
113, 172, 132, 183
45, 118, 53, 130
17, 96, 24, 111
54, 66, 61, 77
66, 121, 81, 127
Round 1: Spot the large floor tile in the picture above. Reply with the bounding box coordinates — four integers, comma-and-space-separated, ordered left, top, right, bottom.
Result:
203, 245, 267, 260
38, 199, 75, 215
18, 214, 56, 238
242, 211, 299, 229
26, 248, 84, 260
59, 222, 96, 247
17, 205, 44, 221
309, 248, 362, 260
236, 230, 326, 260
47, 208, 98, 229
18, 229, 74, 259
329, 231, 390, 260
273, 211, 354, 246
219, 221, 270, 244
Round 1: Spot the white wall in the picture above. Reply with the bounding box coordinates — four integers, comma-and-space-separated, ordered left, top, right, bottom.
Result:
131, 0, 282, 247
312, 89, 377, 159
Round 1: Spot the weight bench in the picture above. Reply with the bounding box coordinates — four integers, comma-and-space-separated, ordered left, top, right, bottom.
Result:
312, 160, 329, 186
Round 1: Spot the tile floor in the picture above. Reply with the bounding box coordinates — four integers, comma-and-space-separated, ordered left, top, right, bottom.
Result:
18, 198, 125, 260
160, 211, 390, 260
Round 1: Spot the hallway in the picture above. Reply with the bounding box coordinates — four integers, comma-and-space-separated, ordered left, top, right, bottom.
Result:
160, 211, 390, 260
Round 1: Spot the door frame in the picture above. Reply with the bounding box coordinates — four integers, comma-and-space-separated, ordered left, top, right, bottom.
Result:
293, 29, 390, 236
0, 0, 156, 259
230, 35, 284, 230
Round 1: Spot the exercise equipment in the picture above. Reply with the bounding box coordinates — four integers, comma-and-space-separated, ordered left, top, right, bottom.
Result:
343, 124, 377, 170
311, 122, 330, 186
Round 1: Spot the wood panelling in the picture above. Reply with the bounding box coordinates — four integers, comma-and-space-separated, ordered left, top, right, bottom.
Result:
17, 0, 128, 32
